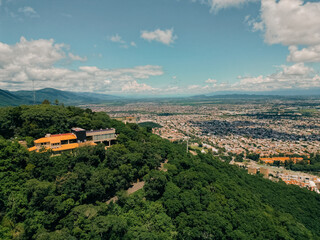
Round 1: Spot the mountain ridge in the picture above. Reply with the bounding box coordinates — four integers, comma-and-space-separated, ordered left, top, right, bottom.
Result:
0, 88, 121, 106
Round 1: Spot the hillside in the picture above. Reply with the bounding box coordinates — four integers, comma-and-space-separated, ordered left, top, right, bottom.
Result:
0, 88, 121, 106
0, 89, 27, 106
14, 88, 121, 105
0, 105, 319, 239
138, 121, 163, 128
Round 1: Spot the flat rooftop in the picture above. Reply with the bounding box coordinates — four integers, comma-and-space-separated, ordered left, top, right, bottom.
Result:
51, 133, 74, 137
86, 128, 115, 133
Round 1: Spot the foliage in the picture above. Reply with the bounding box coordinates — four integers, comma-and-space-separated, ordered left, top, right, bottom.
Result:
138, 122, 162, 129
0, 105, 319, 239
287, 154, 320, 172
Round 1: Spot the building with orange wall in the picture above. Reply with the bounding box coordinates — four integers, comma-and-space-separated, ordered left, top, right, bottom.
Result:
29, 127, 116, 154
28, 133, 96, 154
260, 157, 304, 164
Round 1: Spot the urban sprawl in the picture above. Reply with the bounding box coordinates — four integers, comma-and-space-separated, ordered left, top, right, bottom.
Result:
84, 99, 320, 193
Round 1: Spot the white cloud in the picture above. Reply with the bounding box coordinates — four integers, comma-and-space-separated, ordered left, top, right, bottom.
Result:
231, 63, 319, 91
109, 35, 137, 49
121, 80, 157, 92
18, 6, 39, 18
194, 0, 258, 13
188, 85, 201, 90
245, 15, 264, 32
167, 63, 320, 94
0, 37, 163, 94
287, 45, 320, 63
259, 0, 320, 46
205, 78, 217, 84
281, 62, 313, 76
110, 34, 125, 44
250, 0, 320, 62
68, 53, 87, 62
0, 37, 66, 68
141, 28, 177, 45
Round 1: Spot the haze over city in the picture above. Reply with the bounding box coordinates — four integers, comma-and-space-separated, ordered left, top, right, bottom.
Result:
1, 0, 320, 96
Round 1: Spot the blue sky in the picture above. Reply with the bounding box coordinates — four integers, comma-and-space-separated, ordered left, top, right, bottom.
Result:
0, 0, 320, 96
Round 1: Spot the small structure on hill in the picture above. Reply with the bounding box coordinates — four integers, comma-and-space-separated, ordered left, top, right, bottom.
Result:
260, 167, 269, 179
248, 167, 257, 175
113, 116, 137, 124
29, 127, 116, 153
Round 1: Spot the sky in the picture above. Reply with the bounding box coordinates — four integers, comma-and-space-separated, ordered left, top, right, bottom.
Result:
0, 0, 320, 97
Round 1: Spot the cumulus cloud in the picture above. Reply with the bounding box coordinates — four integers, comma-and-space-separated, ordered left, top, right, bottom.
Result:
168, 63, 320, 95
205, 78, 217, 84
0, 37, 66, 68
0, 37, 163, 93
231, 63, 320, 91
121, 80, 157, 92
259, 0, 320, 46
141, 28, 177, 45
287, 45, 320, 63
249, 0, 320, 63
281, 62, 313, 76
18, 6, 39, 18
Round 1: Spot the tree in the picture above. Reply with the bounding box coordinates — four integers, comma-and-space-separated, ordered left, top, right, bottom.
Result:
144, 170, 167, 201
42, 99, 51, 105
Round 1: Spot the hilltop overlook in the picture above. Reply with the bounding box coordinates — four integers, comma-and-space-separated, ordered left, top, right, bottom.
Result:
0, 105, 319, 239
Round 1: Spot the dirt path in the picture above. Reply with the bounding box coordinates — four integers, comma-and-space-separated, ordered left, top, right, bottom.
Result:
159, 159, 168, 172
127, 181, 145, 194
189, 150, 197, 155
106, 160, 168, 204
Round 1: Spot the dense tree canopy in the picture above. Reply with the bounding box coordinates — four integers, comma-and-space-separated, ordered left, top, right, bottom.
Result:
0, 105, 319, 239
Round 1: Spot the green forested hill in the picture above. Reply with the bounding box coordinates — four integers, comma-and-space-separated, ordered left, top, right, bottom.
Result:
13, 88, 119, 105
0, 89, 27, 106
138, 121, 162, 128
0, 105, 319, 239
0, 88, 121, 106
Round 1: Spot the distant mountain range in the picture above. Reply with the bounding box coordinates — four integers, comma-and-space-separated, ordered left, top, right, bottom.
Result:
0, 88, 121, 106
205, 88, 320, 97
1, 87, 320, 107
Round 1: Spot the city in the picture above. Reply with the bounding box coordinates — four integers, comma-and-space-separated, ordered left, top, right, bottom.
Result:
85, 97, 320, 192
1, 0, 320, 238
